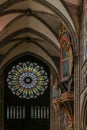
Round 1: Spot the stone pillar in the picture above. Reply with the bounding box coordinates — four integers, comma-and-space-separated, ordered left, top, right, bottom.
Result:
79, 1, 87, 130
50, 73, 53, 130
74, 54, 80, 130
51, 104, 60, 130
0, 72, 4, 130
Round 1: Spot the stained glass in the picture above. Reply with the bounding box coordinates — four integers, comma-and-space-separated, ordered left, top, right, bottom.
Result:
7, 62, 49, 99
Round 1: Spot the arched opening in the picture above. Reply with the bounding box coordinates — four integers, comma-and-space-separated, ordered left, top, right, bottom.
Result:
4, 55, 50, 130
0, 1, 78, 130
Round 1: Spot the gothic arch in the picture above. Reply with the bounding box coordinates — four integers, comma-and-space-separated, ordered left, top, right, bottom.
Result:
0, 1, 80, 130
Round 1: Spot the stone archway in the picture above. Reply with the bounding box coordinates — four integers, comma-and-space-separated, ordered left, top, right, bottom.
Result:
4, 54, 51, 130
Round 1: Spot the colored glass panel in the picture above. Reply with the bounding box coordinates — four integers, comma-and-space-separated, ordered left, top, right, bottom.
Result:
7, 62, 49, 99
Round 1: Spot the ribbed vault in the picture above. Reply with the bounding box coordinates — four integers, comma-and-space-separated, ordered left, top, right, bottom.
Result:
0, 1, 80, 130
0, 0, 77, 76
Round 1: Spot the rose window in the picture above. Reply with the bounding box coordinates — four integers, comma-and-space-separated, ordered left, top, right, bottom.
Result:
7, 62, 49, 99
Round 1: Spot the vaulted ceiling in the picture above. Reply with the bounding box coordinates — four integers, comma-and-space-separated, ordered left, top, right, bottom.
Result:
0, 0, 79, 74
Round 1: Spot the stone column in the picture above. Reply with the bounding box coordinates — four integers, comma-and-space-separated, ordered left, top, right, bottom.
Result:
0, 72, 4, 130
74, 54, 80, 130
79, 1, 87, 130
51, 104, 60, 130
50, 73, 53, 130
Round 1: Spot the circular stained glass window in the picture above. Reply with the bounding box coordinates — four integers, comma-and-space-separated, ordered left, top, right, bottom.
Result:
7, 62, 49, 99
